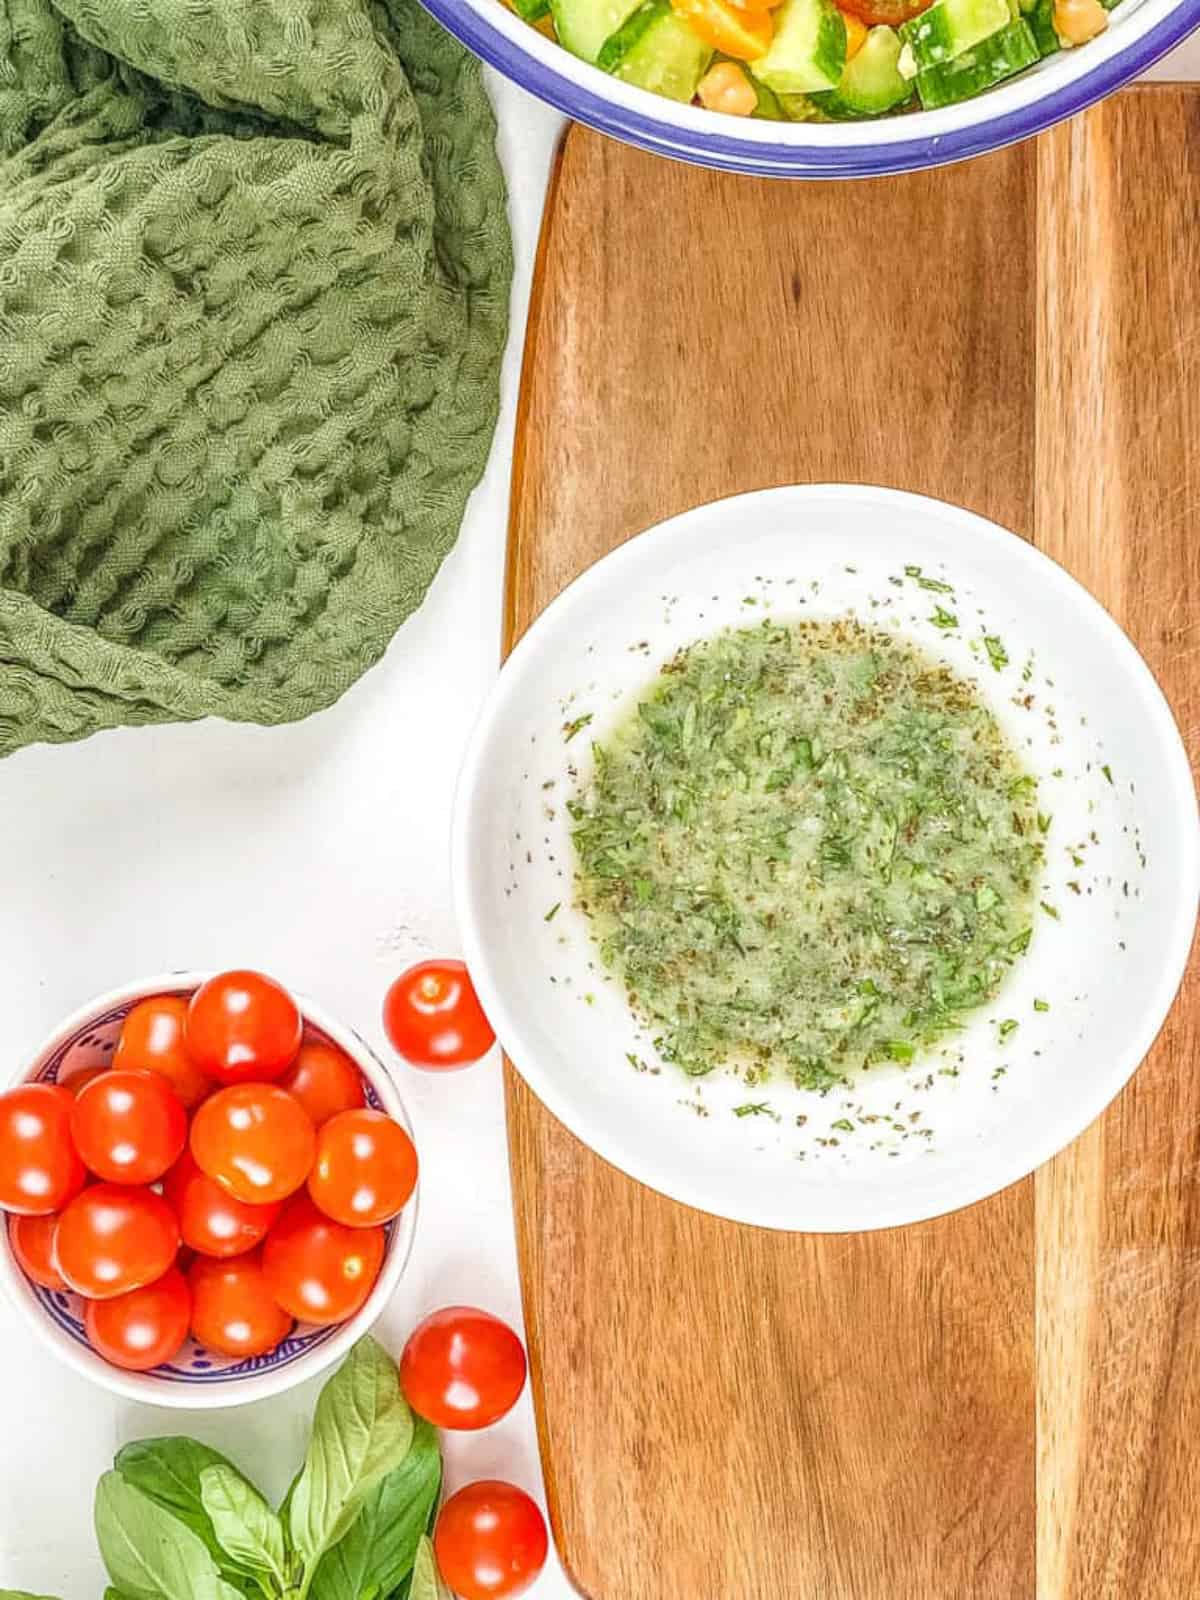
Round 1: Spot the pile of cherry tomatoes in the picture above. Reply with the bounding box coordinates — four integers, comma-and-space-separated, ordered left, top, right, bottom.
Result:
0, 970, 419, 1372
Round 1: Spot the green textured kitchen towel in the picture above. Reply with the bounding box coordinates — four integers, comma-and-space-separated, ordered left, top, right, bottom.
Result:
0, 0, 512, 756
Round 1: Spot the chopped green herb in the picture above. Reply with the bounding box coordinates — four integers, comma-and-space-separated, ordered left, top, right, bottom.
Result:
1033, 998, 1050, 1012
1040, 901, 1061, 920
998, 1018, 1019, 1041
562, 713, 593, 742
734, 1101, 772, 1118
1037, 812, 1052, 835
831, 1118, 855, 1133
1101, 763, 1114, 784
904, 565, 954, 594
983, 635, 1009, 672
544, 902, 561, 922
930, 606, 959, 630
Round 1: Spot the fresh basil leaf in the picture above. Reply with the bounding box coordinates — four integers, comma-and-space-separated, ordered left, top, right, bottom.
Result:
95, 1472, 245, 1600
200, 1466, 288, 1590
308, 1419, 441, 1600
407, 1538, 449, 1600
114, 1439, 262, 1592
289, 1338, 414, 1573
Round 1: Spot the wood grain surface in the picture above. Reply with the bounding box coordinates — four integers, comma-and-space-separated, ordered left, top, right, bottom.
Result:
504, 90, 1200, 1599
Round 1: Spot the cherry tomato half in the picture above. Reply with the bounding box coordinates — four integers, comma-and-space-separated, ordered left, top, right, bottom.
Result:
307, 1110, 417, 1228
262, 1194, 384, 1325
188, 1251, 293, 1359
400, 1307, 527, 1431
383, 960, 495, 1069
8, 1212, 65, 1289
838, 0, 931, 24
56, 1184, 179, 1300
84, 1267, 191, 1372
0, 1083, 86, 1215
185, 971, 302, 1086
163, 1150, 281, 1258
71, 1070, 187, 1185
114, 995, 210, 1109
279, 1041, 364, 1128
433, 1481, 548, 1600
190, 1083, 315, 1206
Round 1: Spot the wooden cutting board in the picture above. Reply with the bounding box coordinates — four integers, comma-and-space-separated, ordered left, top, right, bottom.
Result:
504, 88, 1200, 1599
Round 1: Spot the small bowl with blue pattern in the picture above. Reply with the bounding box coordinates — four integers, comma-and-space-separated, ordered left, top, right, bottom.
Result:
0, 972, 418, 1408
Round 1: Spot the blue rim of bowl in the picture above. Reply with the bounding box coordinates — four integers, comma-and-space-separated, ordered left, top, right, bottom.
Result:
423, 0, 1200, 177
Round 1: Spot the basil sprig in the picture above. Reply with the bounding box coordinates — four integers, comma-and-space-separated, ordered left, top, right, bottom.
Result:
0, 1338, 441, 1600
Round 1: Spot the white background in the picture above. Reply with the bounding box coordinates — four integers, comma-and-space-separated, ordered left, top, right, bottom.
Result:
2, 39, 1198, 1596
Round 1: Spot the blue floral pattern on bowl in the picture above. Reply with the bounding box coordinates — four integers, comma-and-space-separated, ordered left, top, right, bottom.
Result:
27, 992, 400, 1387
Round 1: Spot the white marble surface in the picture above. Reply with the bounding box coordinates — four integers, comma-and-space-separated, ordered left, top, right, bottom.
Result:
1, 34, 1199, 1593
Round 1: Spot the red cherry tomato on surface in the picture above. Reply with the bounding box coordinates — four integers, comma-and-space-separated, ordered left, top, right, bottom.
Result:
163, 1150, 281, 1259
383, 960, 495, 1069
400, 1307, 527, 1431
279, 1041, 365, 1127
262, 1194, 384, 1325
56, 1184, 179, 1300
190, 1083, 315, 1206
433, 1481, 548, 1600
307, 1110, 417, 1228
71, 1069, 187, 1185
0, 1083, 86, 1215
188, 1251, 293, 1358
8, 1212, 65, 1289
57, 1061, 109, 1097
185, 971, 302, 1086
113, 995, 210, 1109
84, 1267, 191, 1372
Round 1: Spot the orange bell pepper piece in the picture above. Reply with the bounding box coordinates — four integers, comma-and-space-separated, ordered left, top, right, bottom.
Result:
671, 0, 774, 59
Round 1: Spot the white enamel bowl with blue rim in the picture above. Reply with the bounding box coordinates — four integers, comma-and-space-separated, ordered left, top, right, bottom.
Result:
452, 485, 1200, 1231
428, 0, 1199, 177
0, 973, 418, 1408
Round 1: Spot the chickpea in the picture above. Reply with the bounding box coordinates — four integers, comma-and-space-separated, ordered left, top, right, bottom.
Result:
697, 61, 758, 116
1054, 0, 1108, 45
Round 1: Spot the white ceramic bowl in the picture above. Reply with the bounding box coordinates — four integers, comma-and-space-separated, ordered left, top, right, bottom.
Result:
0, 973, 418, 1407
428, 0, 1200, 176
454, 485, 1199, 1231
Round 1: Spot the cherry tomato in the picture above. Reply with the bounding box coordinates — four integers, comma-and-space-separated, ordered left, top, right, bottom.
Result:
56, 1184, 179, 1299
262, 1194, 384, 1325
114, 995, 210, 1109
0, 1083, 86, 1215
190, 1083, 315, 1205
163, 1150, 281, 1258
84, 1267, 191, 1371
433, 1481, 548, 1600
188, 1251, 293, 1358
279, 1041, 364, 1127
185, 971, 302, 1086
383, 960, 495, 1069
57, 1062, 109, 1096
838, 0, 931, 24
307, 1110, 417, 1228
400, 1307, 527, 1431
71, 1070, 187, 1185
8, 1212, 65, 1289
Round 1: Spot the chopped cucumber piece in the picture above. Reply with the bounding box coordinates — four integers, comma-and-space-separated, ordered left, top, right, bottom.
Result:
813, 25, 915, 115
599, 0, 713, 98
915, 16, 1038, 103
1026, 0, 1060, 52
751, 0, 847, 95
511, 0, 551, 20
776, 90, 835, 118
899, 0, 1010, 68
552, 0, 643, 62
